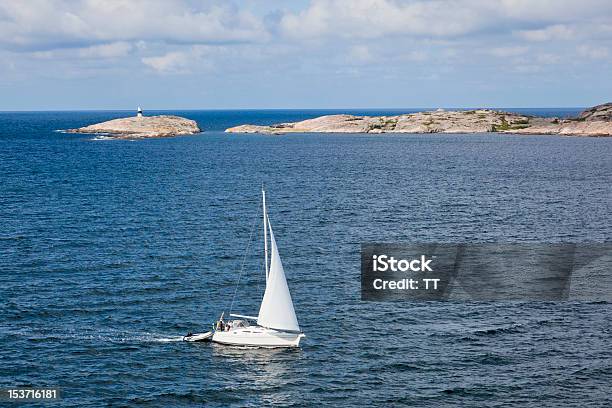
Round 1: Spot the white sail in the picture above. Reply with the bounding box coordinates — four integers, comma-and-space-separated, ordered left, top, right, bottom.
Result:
257, 218, 300, 332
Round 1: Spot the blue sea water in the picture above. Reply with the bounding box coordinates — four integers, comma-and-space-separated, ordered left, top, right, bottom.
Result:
0, 109, 610, 407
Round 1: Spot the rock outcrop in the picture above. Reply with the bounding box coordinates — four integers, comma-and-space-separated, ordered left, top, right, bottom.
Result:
579, 103, 612, 121
226, 103, 612, 137
68, 115, 201, 139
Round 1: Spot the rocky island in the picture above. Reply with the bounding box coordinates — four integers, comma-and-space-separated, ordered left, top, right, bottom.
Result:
67, 109, 201, 139
226, 103, 612, 137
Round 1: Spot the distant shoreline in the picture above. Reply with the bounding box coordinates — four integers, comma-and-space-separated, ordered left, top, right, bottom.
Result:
225, 103, 612, 137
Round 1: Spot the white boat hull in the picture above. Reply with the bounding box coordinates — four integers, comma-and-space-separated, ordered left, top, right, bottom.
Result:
212, 326, 304, 347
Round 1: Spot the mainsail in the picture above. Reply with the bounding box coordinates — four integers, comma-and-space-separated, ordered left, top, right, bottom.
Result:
257, 215, 300, 332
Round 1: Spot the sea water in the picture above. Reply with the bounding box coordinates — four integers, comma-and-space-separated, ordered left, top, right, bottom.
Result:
0, 109, 610, 407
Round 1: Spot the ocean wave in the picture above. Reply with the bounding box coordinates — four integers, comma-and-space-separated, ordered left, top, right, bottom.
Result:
473, 323, 525, 336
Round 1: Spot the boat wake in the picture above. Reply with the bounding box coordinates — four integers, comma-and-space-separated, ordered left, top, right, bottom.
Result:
4, 327, 186, 344
154, 336, 185, 343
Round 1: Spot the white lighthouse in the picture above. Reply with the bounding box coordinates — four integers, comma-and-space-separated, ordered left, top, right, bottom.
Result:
137, 106, 143, 117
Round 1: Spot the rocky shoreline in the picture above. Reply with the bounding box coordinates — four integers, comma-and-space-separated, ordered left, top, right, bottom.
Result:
226, 103, 612, 137
67, 115, 201, 139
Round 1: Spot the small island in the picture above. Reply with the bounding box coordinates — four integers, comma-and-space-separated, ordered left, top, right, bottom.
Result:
226, 103, 612, 137
67, 108, 201, 139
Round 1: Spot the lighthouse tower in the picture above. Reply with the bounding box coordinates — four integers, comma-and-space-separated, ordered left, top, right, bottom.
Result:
137, 106, 143, 117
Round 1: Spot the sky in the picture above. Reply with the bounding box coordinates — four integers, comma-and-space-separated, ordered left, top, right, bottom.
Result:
0, 0, 611, 110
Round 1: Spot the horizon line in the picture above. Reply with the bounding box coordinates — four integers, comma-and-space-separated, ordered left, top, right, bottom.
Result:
0, 106, 589, 113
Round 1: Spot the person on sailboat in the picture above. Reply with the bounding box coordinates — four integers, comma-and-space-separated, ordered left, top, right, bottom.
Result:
216, 316, 224, 331
215, 312, 226, 331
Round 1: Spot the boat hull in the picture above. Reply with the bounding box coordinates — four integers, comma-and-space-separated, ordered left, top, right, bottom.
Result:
212, 327, 304, 347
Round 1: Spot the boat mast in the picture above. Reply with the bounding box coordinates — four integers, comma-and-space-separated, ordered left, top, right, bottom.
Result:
262, 187, 269, 282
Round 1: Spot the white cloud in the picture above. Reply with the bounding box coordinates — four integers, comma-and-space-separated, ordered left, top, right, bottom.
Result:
29, 41, 132, 60
536, 53, 561, 64
489, 46, 529, 57
347, 45, 373, 63
142, 51, 191, 73
513, 64, 544, 74
78, 42, 132, 58
1, 0, 612, 87
141, 45, 214, 74
515, 24, 574, 41
401, 50, 428, 62
279, 0, 486, 39
279, 0, 612, 41
494, 0, 611, 21
577, 44, 609, 59
0, 1, 267, 51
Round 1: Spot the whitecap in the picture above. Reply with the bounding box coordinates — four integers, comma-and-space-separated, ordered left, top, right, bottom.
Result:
91, 135, 115, 141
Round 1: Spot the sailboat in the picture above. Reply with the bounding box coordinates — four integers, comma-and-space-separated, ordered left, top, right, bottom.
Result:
184, 188, 305, 347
